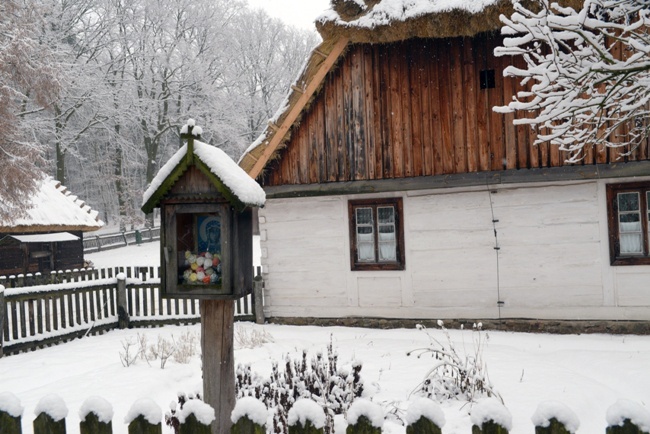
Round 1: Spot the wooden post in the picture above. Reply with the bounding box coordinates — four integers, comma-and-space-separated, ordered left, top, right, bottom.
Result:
534, 418, 572, 434
33, 413, 66, 434
0, 409, 21, 434
201, 299, 236, 434
253, 268, 264, 325
0, 285, 5, 357
606, 419, 645, 434
472, 421, 509, 434
290, 421, 324, 434
231, 416, 266, 434
0, 396, 22, 434
406, 416, 443, 434
345, 415, 379, 434
179, 413, 211, 434
80, 412, 112, 434
117, 274, 129, 329
128, 415, 161, 434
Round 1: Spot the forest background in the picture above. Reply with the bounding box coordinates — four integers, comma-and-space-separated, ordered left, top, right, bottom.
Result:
0, 0, 319, 227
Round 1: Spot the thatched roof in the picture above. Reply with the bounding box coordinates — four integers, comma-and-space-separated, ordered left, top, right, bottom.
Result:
238, 0, 584, 179
318, 0, 585, 42
0, 177, 103, 234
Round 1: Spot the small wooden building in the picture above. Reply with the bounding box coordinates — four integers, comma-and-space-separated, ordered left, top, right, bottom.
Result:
0, 177, 103, 276
239, 0, 650, 324
141, 123, 265, 299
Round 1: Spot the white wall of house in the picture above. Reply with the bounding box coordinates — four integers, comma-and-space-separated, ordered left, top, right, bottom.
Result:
258, 177, 650, 321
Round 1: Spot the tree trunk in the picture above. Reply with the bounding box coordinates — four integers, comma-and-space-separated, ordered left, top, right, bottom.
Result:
54, 105, 66, 184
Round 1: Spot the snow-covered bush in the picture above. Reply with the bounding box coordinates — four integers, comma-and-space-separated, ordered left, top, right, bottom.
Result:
165, 392, 202, 434
408, 322, 501, 404
236, 335, 363, 434
119, 330, 199, 368
235, 325, 274, 349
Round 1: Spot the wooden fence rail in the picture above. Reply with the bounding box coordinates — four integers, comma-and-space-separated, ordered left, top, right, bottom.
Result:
1, 395, 647, 434
0, 266, 260, 357
82, 227, 160, 253
0, 265, 157, 289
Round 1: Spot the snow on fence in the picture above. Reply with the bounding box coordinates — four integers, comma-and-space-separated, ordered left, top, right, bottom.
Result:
0, 266, 258, 356
82, 227, 160, 253
1, 394, 649, 434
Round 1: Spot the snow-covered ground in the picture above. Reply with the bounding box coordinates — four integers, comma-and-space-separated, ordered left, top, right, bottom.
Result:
1, 322, 649, 434
2, 244, 649, 433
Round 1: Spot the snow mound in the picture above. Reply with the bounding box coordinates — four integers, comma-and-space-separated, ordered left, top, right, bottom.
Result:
470, 398, 512, 431
287, 399, 326, 429
347, 398, 384, 428
79, 396, 114, 424
405, 398, 445, 428
177, 399, 215, 426
124, 398, 162, 425
0, 392, 23, 417
231, 397, 268, 426
531, 401, 579, 433
34, 394, 68, 422
606, 399, 650, 432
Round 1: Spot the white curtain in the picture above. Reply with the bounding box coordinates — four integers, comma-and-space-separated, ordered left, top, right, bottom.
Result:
620, 221, 643, 254
357, 233, 375, 261
378, 232, 396, 261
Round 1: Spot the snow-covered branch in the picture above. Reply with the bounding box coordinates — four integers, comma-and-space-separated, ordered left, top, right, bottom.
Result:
495, 0, 650, 162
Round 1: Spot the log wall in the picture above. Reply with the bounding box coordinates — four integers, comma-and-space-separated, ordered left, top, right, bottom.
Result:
263, 33, 649, 187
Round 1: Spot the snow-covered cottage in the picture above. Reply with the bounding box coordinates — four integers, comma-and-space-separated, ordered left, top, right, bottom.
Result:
239, 0, 650, 327
0, 177, 103, 276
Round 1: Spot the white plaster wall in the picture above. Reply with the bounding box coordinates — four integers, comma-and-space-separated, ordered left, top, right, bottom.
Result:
259, 179, 650, 320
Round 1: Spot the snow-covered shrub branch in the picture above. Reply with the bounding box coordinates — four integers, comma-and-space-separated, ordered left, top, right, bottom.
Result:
119, 331, 199, 368
408, 321, 501, 404
235, 335, 364, 434
495, 0, 650, 162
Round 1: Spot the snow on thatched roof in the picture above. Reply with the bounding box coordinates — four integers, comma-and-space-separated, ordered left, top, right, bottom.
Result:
238, 0, 583, 179
316, 0, 584, 42
0, 177, 104, 234
142, 122, 265, 213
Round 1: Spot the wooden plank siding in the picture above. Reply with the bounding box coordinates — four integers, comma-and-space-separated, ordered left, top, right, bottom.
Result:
262, 33, 650, 187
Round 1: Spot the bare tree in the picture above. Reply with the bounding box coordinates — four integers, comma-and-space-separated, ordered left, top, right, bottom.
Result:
0, 0, 60, 221
230, 10, 320, 144
495, 0, 650, 162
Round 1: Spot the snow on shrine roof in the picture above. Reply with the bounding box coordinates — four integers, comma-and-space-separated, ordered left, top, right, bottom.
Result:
0, 177, 103, 234
142, 138, 266, 211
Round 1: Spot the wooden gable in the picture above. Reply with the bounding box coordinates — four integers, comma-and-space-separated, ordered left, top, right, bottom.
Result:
259, 33, 650, 188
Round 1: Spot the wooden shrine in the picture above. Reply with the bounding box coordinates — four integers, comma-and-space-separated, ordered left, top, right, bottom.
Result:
141, 120, 265, 434
141, 121, 265, 300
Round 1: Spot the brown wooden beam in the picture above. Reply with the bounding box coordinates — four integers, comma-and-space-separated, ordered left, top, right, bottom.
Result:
248, 37, 349, 179
263, 161, 650, 198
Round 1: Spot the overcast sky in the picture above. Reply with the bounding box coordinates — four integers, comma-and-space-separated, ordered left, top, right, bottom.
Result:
246, 0, 331, 30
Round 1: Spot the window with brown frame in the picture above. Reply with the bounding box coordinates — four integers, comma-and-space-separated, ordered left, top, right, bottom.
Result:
606, 182, 650, 265
348, 198, 405, 271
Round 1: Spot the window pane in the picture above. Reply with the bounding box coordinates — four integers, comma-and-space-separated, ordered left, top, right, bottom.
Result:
618, 192, 639, 212
356, 207, 375, 262
377, 207, 396, 261
618, 193, 643, 254
356, 208, 373, 225
378, 206, 395, 223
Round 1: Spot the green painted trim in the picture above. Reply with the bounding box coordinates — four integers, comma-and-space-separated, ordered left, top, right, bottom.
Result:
142, 136, 255, 213
141, 157, 191, 214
